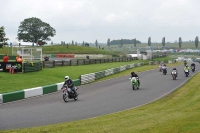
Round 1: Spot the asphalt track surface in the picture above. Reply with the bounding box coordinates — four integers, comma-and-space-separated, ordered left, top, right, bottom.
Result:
0, 63, 199, 130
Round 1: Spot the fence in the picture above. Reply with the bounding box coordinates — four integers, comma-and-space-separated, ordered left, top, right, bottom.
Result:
43, 57, 138, 68
23, 62, 43, 73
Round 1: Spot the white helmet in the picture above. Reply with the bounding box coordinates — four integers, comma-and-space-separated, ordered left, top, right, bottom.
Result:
65, 76, 69, 81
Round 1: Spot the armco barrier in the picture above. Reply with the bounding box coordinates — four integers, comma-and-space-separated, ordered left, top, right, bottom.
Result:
73, 79, 81, 86
2, 90, 24, 103
24, 87, 43, 98
0, 94, 2, 103
43, 84, 58, 94
56, 82, 64, 91
0, 79, 80, 103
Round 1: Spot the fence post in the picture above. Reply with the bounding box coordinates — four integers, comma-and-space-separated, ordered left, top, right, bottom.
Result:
70, 60, 72, 66
43, 61, 45, 68
62, 60, 64, 66
53, 60, 55, 67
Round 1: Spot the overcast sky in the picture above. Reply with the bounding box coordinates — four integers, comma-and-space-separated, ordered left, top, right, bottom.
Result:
1, 0, 200, 44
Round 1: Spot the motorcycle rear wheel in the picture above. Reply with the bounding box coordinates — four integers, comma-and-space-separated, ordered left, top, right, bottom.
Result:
74, 96, 78, 100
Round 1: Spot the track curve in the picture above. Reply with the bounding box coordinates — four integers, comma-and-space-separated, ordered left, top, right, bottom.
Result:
0, 63, 199, 130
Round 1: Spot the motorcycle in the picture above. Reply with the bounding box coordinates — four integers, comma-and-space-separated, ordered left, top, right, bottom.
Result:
129, 77, 139, 90
162, 67, 167, 75
191, 66, 195, 72
171, 70, 177, 80
62, 85, 78, 102
184, 69, 189, 77
44, 56, 49, 61
159, 65, 163, 72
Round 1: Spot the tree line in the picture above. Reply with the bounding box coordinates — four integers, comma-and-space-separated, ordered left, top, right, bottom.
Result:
0, 17, 199, 49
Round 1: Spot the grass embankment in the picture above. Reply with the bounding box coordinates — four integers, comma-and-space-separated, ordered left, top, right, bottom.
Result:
2, 61, 199, 133
0, 45, 124, 57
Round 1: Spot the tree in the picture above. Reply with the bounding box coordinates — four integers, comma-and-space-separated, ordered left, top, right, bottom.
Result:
17, 17, 56, 46
148, 37, 151, 46
107, 38, 110, 47
134, 38, 136, 47
0, 26, 9, 49
195, 36, 199, 48
82, 41, 85, 46
179, 37, 182, 48
110, 39, 141, 45
95, 40, 98, 48
121, 38, 123, 47
162, 37, 165, 47
72, 40, 74, 45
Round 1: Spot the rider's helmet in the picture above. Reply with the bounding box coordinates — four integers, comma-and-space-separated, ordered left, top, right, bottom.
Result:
163, 64, 166, 66
65, 76, 69, 81
173, 67, 176, 70
185, 65, 188, 67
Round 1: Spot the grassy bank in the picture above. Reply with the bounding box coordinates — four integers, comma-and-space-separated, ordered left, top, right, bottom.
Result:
1, 62, 199, 133
0, 45, 124, 57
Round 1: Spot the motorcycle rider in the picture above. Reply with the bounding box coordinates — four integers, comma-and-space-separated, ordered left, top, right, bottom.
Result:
191, 62, 196, 71
63, 76, 78, 96
171, 67, 178, 77
162, 64, 167, 73
184, 60, 187, 66
131, 72, 140, 86
184, 65, 190, 75
158, 63, 163, 71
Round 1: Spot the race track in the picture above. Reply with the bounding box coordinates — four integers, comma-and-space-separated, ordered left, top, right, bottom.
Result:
0, 63, 199, 130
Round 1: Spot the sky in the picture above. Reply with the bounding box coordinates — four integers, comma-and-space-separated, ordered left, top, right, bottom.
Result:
1, 0, 200, 44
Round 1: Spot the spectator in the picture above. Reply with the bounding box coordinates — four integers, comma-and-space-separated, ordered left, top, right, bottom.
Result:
17, 56, 23, 62
16, 55, 20, 62
3, 54, 9, 62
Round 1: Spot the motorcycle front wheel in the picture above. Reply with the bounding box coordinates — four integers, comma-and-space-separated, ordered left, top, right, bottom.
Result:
132, 84, 136, 90
63, 93, 69, 102
172, 74, 176, 80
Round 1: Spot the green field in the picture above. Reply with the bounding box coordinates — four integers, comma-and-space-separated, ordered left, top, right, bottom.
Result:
2, 61, 199, 133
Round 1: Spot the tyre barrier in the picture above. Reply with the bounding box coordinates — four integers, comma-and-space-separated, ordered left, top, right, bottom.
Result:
80, 62, 144, 85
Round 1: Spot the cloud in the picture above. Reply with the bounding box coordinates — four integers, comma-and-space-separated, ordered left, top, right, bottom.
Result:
1, 0, 200, 43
